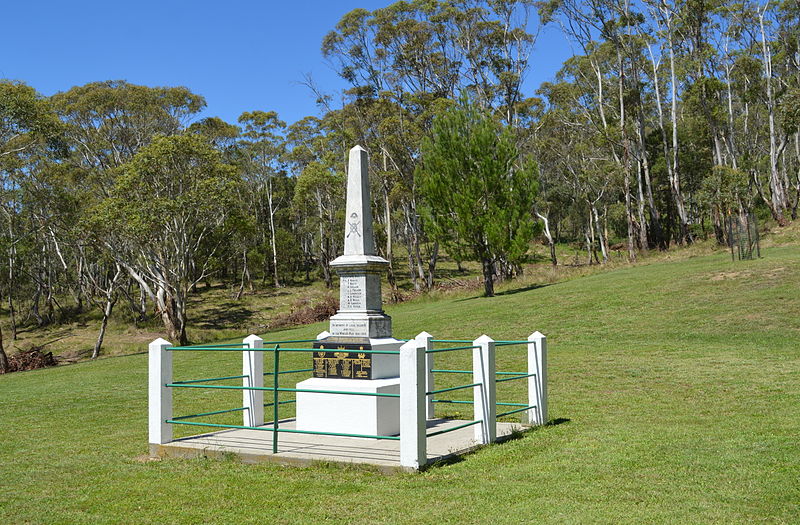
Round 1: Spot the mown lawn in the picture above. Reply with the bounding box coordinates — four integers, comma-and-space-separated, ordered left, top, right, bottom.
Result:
1, 243, 798, 524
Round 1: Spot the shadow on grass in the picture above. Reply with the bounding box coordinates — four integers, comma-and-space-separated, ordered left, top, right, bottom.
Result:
495, 283, 554, 296
453, 282, 553, 302
423, 417, 571, 472
193, 304, 262, 329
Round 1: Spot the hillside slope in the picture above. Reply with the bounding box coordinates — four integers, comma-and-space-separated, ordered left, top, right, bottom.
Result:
1, 244, 798, 524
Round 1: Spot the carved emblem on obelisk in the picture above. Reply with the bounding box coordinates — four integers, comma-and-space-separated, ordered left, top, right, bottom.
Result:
347, 212, 361, 238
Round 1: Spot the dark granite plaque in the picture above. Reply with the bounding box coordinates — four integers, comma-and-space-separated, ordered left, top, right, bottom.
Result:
312, 337, 372, 379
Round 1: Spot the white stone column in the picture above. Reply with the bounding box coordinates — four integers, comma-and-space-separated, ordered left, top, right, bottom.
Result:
415, 331, 434, 419
400, 338, 426, 470
148, 338, 173, 445
243, 334, 264, 427
526, 331, 548, 426
473, 335, 496, 444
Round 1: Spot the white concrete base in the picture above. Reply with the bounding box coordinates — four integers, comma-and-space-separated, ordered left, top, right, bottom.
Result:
295, 377, 400, 436
367, 338, 402, 378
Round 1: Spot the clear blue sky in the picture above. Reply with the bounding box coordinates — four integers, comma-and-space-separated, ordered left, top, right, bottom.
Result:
1, 0, 572, 126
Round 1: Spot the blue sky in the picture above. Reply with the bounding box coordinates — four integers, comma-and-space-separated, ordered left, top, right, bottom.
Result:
1, 1, 573, 126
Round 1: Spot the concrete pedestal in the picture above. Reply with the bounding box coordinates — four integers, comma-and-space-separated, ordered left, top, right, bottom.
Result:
295, 377, 400, 436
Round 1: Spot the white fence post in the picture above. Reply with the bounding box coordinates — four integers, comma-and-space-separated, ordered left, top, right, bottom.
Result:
400, 337, 427, 470
148, 338, 173, 445
243, 334, 264, 427
473, 334, 496, 444
526, 332, 548, 426
415, 331, 434, 420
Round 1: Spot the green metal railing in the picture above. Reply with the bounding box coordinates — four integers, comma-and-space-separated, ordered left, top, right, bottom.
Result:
166, 340, 403, 453
428, 339, 537, 423
164, 335, 540, 453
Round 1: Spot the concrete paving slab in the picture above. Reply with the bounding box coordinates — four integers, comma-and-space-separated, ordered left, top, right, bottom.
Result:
151, 418, 527, 472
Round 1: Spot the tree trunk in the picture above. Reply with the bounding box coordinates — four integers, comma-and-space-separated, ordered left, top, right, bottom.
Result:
383, 180, 398, 300
267, 184, 281, 287
536, 211, 557, 267
593, 205, 609, 263
759, 7, 789, 225
481, 258, 495, 297
0, 322, 8, 373
92, 266, 122, 359
8, 294, 16, 340
426, 241, 439, 290
92, 296, 116, 359
666, 15, 690, 243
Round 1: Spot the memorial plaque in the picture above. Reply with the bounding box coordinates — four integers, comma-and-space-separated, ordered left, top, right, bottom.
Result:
312, 337, 373, 379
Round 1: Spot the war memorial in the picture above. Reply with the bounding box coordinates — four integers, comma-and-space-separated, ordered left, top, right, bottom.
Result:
147, 146, 548, 471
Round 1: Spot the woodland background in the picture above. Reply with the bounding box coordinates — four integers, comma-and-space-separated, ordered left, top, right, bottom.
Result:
1, 0, 798, 368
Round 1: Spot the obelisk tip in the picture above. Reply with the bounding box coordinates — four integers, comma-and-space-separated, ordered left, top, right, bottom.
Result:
350, 144, 367, 153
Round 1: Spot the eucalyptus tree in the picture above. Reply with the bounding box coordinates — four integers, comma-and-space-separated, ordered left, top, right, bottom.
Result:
237, 111, 289, 288
90, 134, 239, 345
539, 0, 648, 258
286, 116, 345, 288
50, 81, 207, 343
0, 81, 65, 369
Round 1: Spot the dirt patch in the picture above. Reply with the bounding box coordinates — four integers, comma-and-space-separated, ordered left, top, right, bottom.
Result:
710, 271, 745, 281
2, 346, 58, 373
267, 295, 339, 330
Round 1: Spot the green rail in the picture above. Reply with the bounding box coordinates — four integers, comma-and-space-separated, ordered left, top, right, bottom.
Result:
427, 419, 482, 438
425, 345, 480, 354
263, 399, 296, 408
497, 405, 536, 418
272, 344, 280, 453
258, 339, 318, 345
173, 374, 247, 384
264, 368, 312, 376
495, 372, 536, 383
432, 400, 528, 407
166, 383, 400, 398
171, 406, 249, 421
431, 369, 528, 376
170, 346, 400, 354
427, 382, 480, 396
162, 347, 249, 352
275, 347, 400, 354
166, 419, 400, 441
431, 399, 473, 405
431, 339, 529, 345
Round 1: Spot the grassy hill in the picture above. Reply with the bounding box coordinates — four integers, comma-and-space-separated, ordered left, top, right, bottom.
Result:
1, 235, 798, 524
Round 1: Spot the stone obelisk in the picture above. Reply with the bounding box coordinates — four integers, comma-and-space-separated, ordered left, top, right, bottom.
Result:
328, 145, 393, 339
295, 146, 402, 437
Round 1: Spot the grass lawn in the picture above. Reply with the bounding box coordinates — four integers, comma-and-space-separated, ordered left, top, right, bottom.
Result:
1, 237, 799, 523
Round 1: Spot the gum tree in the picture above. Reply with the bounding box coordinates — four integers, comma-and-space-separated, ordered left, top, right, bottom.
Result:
91, 134, 238, 345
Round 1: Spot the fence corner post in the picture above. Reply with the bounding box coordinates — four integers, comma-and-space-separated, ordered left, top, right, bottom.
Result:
473, 334, 496, 444
243, 334, 264, 427
526, 331, 547, 426
148, 338, 173, 446
415, 331, 434, 419
400, 338, 426, 470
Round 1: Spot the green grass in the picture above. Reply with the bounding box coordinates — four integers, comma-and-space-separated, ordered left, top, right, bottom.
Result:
2, 241, 799, 523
